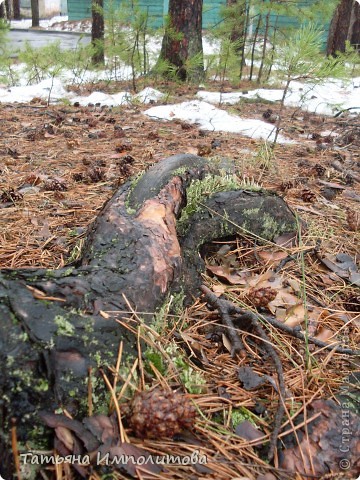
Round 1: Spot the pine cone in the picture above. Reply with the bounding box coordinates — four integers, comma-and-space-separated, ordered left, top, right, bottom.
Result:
127, 388, 196, 439
0, 188, 23, 203
180, 121, 193, 130
311, 132, 321, 140
248, 287, 278, 308
279, 180, 295, 192
301, 188, 316, 203
87, 167, 105, 183
262, 108, 273, 119
312, 163, 326, 177
197, 144, 212, 156
344, 294, 360, 312
43, 179, 67, 191
346, 208, 359, 232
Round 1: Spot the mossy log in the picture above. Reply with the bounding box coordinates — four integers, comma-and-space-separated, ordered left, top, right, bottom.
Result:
0, 154, 297, 469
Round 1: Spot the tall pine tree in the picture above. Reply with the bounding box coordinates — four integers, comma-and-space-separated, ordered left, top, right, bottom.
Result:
91, 0, 105, 65
157, 0, 204, 82
327, 0, 360, 55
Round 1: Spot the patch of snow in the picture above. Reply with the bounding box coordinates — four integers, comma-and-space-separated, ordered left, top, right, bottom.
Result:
144, 100, 292, 143
134, 87, 165, 104
71, 90, 131, 107
197, 89, 283, 105
71, 88, 164, 107
10, 15, 69, 30
203, 37, 221, 56
0, 78, 69, 103
284, 79, 360, 116
197, 77, 360, 116
0, 75, 165, 106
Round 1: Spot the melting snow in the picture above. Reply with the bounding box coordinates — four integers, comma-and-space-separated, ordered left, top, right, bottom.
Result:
3, 14, 359, 143
144, 100, 292, 143
197, 78, 360, 116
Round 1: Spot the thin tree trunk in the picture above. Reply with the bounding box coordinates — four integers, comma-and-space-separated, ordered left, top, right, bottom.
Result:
249, 14, 261, 81
225, 0, 250, 80
348, 0, 360, 50
157, 0, 204, 82
31, 0, 39, 27
239, 1, 250, 80
5, 0, 11, 18
91, 0, 105, 65
266, 15, 279, 81
257, 10, 270, 84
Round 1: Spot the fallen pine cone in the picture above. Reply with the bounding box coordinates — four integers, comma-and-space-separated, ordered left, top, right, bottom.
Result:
300, 188, 317, 203
127, 388, 196, 439
343, 294, 360, 312
248, 287, 278, 308
346, 208, 359, 232
312, 163, 326, 177
279, 180, 296, 192
197, 144, 212, 156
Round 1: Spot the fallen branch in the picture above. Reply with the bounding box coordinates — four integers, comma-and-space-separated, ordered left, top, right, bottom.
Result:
200, 285, 285, 461
230, 306, 360, 356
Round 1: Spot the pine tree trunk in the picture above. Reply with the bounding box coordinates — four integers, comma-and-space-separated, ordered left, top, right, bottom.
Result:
5, 0, 11, 18
91, 0, 105, 65
158, 0, 204, 82
348, 0, 360, 49
327, 0, 360, 55
31, 0, 39, 27
12, 0, 20, 19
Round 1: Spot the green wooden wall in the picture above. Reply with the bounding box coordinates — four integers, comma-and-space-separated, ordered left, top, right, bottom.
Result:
67, 0, 330, 39
67, 0, 225, 28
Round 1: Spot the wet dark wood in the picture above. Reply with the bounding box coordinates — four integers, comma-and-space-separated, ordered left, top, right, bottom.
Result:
0, 154, 297, 465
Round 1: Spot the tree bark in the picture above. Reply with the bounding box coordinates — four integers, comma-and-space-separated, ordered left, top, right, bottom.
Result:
12, 0, 20, 20
158, 0, 204, 82
327, 0, 360, 55
0, 154, 298, 474
5, 0, 11, 18
91, 0, 105, 65
0, 2, 6, 18
31, 0, 39, 27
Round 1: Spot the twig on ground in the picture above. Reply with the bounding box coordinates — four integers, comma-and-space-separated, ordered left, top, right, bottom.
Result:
200, 285, 285, 461
274, 240, 321, 273
200, 285, 246, 357
228, 305, 360, 356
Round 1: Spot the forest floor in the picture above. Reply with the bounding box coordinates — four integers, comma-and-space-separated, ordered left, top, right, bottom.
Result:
0, 80, 359, 480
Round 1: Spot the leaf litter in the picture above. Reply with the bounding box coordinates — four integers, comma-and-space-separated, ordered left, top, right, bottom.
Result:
0, 84, 359, 480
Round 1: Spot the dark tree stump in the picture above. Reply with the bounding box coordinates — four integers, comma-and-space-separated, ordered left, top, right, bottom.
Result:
0, 154, 297, 466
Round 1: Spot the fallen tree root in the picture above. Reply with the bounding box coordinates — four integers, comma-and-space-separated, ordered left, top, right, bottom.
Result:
0, 154, 298, 473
